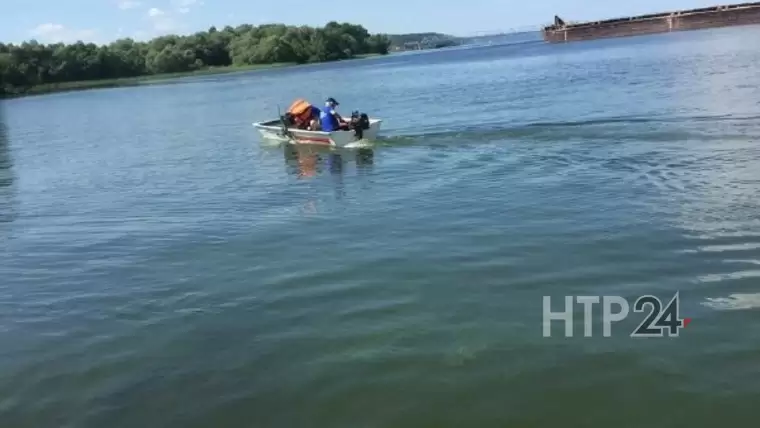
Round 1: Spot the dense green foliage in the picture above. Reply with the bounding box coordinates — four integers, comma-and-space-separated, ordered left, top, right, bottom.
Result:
388, 32, 449, 45
387, 32, 460, 50
0, 22, 391, 97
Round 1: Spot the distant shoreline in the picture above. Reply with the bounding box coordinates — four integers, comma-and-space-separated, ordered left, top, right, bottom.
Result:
1, 54, 382, 100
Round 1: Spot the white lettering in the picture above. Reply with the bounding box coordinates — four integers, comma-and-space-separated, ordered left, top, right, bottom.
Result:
576, 296, 600, 337
543, 296, 574, 337
603, 296, 629, 337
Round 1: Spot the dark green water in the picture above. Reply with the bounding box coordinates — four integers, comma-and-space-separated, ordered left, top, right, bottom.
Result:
2, 26, 760, 427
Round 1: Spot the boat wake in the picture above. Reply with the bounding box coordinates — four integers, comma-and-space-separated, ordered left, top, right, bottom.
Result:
342, 139, 375, 149
378, 113, 760, 146
255, 112, 760, 150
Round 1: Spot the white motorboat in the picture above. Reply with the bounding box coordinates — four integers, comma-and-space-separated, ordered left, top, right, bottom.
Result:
253, 117, 383, 147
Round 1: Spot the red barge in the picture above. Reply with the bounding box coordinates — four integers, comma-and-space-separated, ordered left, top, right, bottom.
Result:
543, 2, 760, 43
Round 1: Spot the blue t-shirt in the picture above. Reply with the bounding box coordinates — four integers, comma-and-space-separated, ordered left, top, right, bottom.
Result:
320, 107, 339, 131
310, 105, 321, 118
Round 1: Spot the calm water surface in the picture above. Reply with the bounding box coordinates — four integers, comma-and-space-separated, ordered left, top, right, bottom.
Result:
2, 26, 760, 427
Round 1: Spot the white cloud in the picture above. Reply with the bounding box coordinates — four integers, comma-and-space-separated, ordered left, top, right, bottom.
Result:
140, 3, 198, 37
172, 0, 201, 6
171, 0, 203, 13
29, 23, 99, 43
146, 9, 181, 34
32, 23, 64, 35
117, 0, 142, 10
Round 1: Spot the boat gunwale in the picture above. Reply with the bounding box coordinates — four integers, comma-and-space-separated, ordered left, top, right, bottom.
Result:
253, 118, 383, 136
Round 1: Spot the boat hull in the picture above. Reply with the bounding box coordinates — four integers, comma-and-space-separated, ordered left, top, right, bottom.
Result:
253, 118, 382, 147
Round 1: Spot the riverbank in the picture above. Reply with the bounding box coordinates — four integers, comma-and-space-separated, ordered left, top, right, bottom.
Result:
1, 54, 383, 99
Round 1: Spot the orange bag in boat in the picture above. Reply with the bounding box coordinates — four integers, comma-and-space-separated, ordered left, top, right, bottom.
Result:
288, 99, 311, 116
287, 99, 313, 127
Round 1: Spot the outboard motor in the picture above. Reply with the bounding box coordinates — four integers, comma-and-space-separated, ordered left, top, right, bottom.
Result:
349, 110, 371, 139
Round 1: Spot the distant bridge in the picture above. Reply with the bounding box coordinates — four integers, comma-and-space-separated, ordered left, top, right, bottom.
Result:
392, 26, 547, 52
457, 25, 545, 38
402, 34, 459, 50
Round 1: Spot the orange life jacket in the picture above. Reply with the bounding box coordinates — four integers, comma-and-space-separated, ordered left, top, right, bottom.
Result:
287, 99, 314, 127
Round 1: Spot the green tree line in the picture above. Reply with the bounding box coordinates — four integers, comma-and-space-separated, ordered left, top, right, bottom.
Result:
387, 32, 460, 50
0, 22, 391, 96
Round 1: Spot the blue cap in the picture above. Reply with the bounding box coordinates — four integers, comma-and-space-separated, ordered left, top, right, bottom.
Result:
326, 97, 340, 105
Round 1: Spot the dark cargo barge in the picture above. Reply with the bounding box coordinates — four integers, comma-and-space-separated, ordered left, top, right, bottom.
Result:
543, 2, 760, 43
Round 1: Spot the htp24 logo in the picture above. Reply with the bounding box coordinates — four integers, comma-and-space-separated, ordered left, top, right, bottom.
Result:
542, 292, 692, 338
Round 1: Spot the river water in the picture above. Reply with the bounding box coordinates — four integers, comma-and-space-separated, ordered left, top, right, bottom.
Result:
2, 25, 760, 427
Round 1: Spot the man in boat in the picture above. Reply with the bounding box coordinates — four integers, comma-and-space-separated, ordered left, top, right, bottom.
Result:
305, 104, 321, 131
319, 97, 350, 132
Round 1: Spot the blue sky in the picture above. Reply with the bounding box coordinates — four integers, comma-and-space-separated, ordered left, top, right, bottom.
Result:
1, 0, 726, 44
